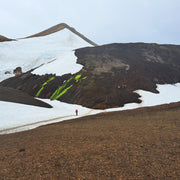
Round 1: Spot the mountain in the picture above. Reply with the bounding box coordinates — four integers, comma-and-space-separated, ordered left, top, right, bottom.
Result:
0, 23, 95, 82
0, 23, 180, 133
1, 42, 180, 109
0, 23, 98, 109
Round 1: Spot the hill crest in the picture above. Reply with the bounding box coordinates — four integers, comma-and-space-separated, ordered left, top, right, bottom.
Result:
0, 23, 97, 46
0, 35, 13, 42
25, 23, 98, 46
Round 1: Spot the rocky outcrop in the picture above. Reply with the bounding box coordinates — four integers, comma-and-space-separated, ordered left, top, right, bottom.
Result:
5, 71, 11, 74
1, 43, 180, 109
13, 67, 22, 76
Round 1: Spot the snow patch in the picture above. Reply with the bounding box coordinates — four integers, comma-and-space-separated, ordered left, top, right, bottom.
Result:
0, 99, 101, 134
106, 83, 180, 112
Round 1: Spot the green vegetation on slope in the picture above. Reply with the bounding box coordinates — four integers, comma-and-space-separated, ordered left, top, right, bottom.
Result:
35, 76, 55, 97
50, 74, 87, 100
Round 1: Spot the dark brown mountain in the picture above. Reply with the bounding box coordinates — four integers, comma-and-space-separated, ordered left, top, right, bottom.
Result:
0, 43, 180, 109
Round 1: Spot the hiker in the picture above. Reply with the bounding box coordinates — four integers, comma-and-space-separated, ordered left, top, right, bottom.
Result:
75, 109, 78, 116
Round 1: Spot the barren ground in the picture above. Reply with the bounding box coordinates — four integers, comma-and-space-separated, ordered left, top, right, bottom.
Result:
0, 102, 180, 179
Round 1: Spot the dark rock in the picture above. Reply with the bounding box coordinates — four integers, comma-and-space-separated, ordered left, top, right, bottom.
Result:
5, 71, 11, 74
19, 148, 25, 152
13, 67, 22, 76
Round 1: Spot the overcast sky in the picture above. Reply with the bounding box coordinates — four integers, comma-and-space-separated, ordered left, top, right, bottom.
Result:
0, 0, 180, 45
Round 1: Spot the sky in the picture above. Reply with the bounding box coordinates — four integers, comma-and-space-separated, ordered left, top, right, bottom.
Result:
0, 0, 180, 45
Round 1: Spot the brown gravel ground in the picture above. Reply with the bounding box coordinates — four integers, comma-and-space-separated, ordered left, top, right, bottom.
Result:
0, 102, 180, 180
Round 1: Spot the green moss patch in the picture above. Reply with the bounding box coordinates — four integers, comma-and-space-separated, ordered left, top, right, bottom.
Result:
75, 74, 81, 81
35, 76, 55, 97
50, 74, 87, 101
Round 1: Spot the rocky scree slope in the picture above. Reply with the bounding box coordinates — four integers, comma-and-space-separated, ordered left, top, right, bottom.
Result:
1, 43, 180, 109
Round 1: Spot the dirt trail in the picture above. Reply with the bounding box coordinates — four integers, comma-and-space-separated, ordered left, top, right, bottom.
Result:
0, 115, 72, 134
0, 109, 97, 134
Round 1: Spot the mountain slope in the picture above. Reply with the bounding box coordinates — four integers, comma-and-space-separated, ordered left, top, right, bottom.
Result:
0, 26, 94, 82
0, 101, 180, 179
1, 43, 180, 109
0, 86, 52, 108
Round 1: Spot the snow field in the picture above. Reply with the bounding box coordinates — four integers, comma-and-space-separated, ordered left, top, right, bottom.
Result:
0, 29, 90, 82
0, 83, 180, 134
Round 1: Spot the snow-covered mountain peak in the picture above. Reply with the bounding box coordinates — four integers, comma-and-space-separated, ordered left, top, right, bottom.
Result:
0, 24, 96, 82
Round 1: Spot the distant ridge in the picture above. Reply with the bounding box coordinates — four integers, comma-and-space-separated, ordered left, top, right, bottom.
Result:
0, 35, 13, 42
25, 23, 98, 46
